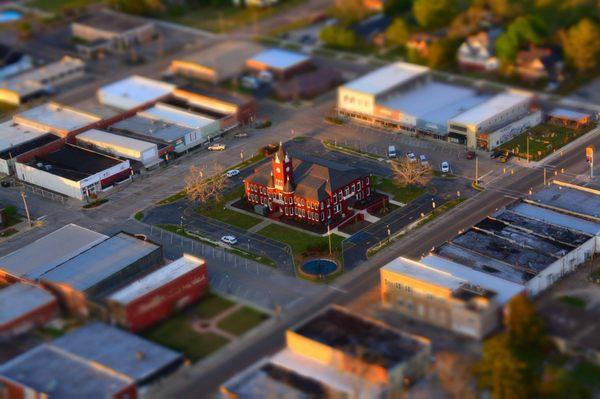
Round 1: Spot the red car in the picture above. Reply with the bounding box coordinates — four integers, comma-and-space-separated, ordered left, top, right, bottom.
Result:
465, 151, 476, 160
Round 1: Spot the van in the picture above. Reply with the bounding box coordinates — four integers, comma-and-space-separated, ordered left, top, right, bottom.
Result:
388, 145, 397, 158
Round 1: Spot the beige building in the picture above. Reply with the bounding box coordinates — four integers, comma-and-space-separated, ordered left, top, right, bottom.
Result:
381, 257, 500, 340
169, 41, 264, 84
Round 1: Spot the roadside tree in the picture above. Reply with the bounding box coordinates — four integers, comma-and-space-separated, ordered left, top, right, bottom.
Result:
184, 165, 227, 205
391, 158, 432, 187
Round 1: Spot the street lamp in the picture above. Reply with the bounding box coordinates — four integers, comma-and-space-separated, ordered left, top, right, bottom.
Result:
180, 216, 185, 233
386, 224, 391, 242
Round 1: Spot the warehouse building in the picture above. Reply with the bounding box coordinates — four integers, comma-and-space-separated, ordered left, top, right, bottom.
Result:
0, 282, 58, 340
15, 144, 131, 200
529, 181, 600, 222
246, 48, 312, 80
108, 254, 208, 332
0, 120, 60, 174
337, 62, 535, 149
0, 56, 85, 105
98, 75, 175, 111
380, 257, 501, 339
0, 322, 183, 398
0, 224, 108, 283
222, 305, 431, 398
41, 232, 163, 316
139, 102, 220, 140
72, 9, 155, 55
13, 102, 101, 138
170, 40, 264, 84
76, 129, 161, 168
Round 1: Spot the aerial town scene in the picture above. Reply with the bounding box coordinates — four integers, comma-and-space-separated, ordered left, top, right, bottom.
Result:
0, 0, 599, 397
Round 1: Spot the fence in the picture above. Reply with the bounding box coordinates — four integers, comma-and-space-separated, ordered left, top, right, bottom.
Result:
15, 181, 69, 204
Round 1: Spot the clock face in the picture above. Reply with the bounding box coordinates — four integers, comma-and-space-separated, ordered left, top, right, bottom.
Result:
276, 167, 281, 173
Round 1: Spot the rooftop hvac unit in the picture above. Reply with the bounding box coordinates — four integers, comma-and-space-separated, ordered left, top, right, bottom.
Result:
36, 162, 43, 168
44, 165, 52, 171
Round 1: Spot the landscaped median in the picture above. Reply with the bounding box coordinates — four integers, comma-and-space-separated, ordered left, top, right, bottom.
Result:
371, 175, 426, 204
142, 293, 267, 362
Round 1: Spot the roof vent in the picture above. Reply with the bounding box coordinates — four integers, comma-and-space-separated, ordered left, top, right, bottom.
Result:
136, 351, 146, 360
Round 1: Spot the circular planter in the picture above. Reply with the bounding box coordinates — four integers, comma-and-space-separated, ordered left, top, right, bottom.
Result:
300, 258, 340, 279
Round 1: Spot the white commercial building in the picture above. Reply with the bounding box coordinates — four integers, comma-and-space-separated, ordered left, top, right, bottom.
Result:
97, 75, 175, 111
77, 129, 160, 167
13, 102, 100, 137
0, 121, 60, 175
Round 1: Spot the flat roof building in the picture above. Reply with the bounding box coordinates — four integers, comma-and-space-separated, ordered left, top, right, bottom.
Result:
0, 44, 33, 80
529, 181, 600, 221
0, 322, 183, 398
170, 40, 264, 84
13, 102, 100, 137
0, 224, 108, 283
342, 61, 429, 96
0, 282, 58, 339
0, 56, 85, 105
15, 144, 131, 200
108, 254, 208, 332
247, 48, 312, 80
98, 75, 175, 111
139, 102, 218, 131
77, 129, 160, 168
41, 232, 163, 316
381, 257, 501, 339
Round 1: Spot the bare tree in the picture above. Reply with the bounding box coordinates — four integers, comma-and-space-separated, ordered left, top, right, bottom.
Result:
433, 352, 477, 399
391, 159, 432, 187
184, 164, 227, 206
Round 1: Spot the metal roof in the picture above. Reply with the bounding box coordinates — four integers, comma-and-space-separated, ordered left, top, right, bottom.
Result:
382, 257, 464, 291
52, 322, 183, 383
342, 62, 429, 95
110, 115, 194, 143
530, 184, 600, 221
41, 233, 160, 292
549, 107, 590, 121
248, 48, 310, 71
98, 75, 175, 110
0, 224, 108, 281
0, 344, 133, 398
0, 283, 55, 325
0, 120, 49, 153
78, 129, 157, 153
15, 102, 100, 133
449, 90, 532, 126
109, 254, 205, 304
509, 202, 600, 235
139, 103, 215, 130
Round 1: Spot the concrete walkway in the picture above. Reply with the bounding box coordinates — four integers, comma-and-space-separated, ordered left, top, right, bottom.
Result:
247, 219, 271, 233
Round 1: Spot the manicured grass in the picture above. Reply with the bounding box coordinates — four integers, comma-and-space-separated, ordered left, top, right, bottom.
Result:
499, 123, 597, 161
217, 306, 268, 336
29, 0, 96, 11
199, 205, 262, 230
558, 295, 587, 309
143, 314, 228, 362
571, 361, 600, 390
192, 292, 235, 319
165, 0, 303, 33
372, 176, 426, 204
158, 190, 186, 205
257, 223, 344, 257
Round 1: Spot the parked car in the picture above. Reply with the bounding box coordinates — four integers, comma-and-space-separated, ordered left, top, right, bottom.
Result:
490, 150, 503, 159
419, 154, 429, 166
388, 145, 397, 158
226, 169, 240, 178
441, 161, 450, 173
465, 151, 476, 160
406, 152, 417, 162
221, 235, 238, 245
241, 76, 260, 90
0, 181, 10, 188
234, 132, 248, 138
208, 144, 226, 151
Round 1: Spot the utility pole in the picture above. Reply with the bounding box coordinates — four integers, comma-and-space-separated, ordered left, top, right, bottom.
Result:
475, 155, 479, 184
526, 135, 530, 164
543, 167, 547, 186
20, 191, 31, 227
587, 146, 594, 179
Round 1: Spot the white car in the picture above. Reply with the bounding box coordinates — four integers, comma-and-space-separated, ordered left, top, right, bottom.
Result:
221, 235, 238, 245
406, 152, 417, 162
441, 161, 450, 173
226, 169, 240, 178
419, 154, 429, 166
208, 144, 226, 151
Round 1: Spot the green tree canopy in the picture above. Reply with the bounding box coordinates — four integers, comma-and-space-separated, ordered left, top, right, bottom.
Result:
384, 0, 413, 16
413, 0, 458, 29
561, 18, 600, 72
494, 16, 548, 62
319, 25, 359, 49
505, 294, 547, 355
385, 18, 411, 47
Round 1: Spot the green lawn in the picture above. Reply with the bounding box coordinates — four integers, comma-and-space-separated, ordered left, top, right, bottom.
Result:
192, 292, 235, 319
165, 0, 303, 33
499, 123, 597, 162
558, 295, 587, 309
142, 314, 229, 362
29, 0, 98, 11
217, 306, 268, 336
372, 176, 426, 204
199, 205, 262, 230
257, 223, 344, 257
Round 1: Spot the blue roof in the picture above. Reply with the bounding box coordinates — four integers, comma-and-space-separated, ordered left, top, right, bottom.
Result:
549, 108, 590, 121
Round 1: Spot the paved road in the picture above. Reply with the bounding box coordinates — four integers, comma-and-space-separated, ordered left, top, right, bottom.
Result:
147, 122, 600, 399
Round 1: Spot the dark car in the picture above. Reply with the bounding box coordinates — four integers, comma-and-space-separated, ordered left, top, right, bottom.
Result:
490, 150, 503, 159
0, 181, 10, 188
466, 151, 476, 160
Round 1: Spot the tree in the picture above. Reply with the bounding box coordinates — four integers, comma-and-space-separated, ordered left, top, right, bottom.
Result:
385, 18, 411, 47
391, 158, 432, 187
413, 0, 458, 29
319, 25, 359, 49
476, 334, 531, 399
494, 16, 547, 62
425, 39, 459, 68
384, 0, 413, 16
184, 165, 227, 205
561, 18, 600, 72
434, 352, 477, 399
505, 294, 547, 355
333, 0, 368, 23
494, 32, 520, 62
486, 0, 531, 18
